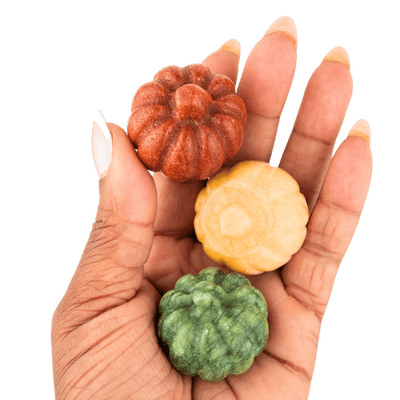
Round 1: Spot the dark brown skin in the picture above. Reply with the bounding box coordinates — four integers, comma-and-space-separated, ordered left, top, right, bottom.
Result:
52, 18, 372, 400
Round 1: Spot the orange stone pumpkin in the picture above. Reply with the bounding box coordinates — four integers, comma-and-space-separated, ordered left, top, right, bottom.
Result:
127, 64, 247, 182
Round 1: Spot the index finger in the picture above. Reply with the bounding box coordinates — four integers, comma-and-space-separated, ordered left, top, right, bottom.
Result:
152, 40, 241, 237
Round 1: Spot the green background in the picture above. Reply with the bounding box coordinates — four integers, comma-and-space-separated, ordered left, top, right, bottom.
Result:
0, 0, 399, 400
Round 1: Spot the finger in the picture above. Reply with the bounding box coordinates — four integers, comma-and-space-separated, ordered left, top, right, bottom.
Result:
279, 47, 353, 211
152, 40, 241, 237
153, 173, 203, 238
229, 16, 297, 165
53, 115, 157, 335
281, 120, 372, 320
202, 39, 241, 85
145, 238, 230, 294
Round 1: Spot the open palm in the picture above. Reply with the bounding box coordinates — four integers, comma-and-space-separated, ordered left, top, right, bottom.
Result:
52, 17, 372, 400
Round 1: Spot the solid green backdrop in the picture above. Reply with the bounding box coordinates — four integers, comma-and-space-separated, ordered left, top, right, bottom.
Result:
1, 1, 396, 399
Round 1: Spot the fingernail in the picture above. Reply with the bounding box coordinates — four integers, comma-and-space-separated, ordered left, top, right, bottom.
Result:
348, 119, 371, 143
322, 46, 350, 68
264, 16, 297, 49
219, 39, 241, 57
92, 110, 113, 178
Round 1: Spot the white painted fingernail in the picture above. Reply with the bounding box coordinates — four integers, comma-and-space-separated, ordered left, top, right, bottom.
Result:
92, 110, 112, 178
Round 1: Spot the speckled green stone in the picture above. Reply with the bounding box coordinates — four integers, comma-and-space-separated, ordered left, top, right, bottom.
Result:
158, 267, 269, 381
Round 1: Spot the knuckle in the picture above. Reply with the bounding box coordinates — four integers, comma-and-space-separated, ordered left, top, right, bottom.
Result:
84, 206, 152, 268
90, 206, 124, 249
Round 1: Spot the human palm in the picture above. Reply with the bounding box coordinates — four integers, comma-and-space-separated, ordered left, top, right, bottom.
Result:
52, 17, 372, 400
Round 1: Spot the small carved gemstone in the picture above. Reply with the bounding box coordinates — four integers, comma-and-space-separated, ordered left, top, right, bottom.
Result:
158, 267, 269, 381
127, 64, 247, 182
194, 161, 310, 274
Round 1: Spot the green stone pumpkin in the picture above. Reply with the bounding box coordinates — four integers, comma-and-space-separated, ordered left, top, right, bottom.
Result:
158, 267, 269, 381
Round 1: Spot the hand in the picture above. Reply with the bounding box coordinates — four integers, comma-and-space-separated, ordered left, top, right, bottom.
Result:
51, 16, 372, 400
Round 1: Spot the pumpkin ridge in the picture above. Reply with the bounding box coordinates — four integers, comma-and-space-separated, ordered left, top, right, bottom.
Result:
160, 122, 203, 181
157, 122, 188, 174
137, 120, 180, 171
189, 315, 204, 375
128, 104, 171, 144
134, 112, 175, 145
170, 318, 196, 375
213, 312, 231, 353
223, 306, 253, 357
153, 65, 185, 92
198, 265, 225, 285
190, 124, 204, 180
205, 117, 231, 162
131, 81, 171, 109
207, 74, 236, 100
183, 64, 215, 90
208, 114, 244, 161
215, 95, 247, 127
236, 305, 268, 352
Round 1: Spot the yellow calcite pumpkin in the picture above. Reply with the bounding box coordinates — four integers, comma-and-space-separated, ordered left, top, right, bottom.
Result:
194, 161, 309, 274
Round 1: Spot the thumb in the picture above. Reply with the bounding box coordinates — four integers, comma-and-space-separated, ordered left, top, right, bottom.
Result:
53, 113, 157, 335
